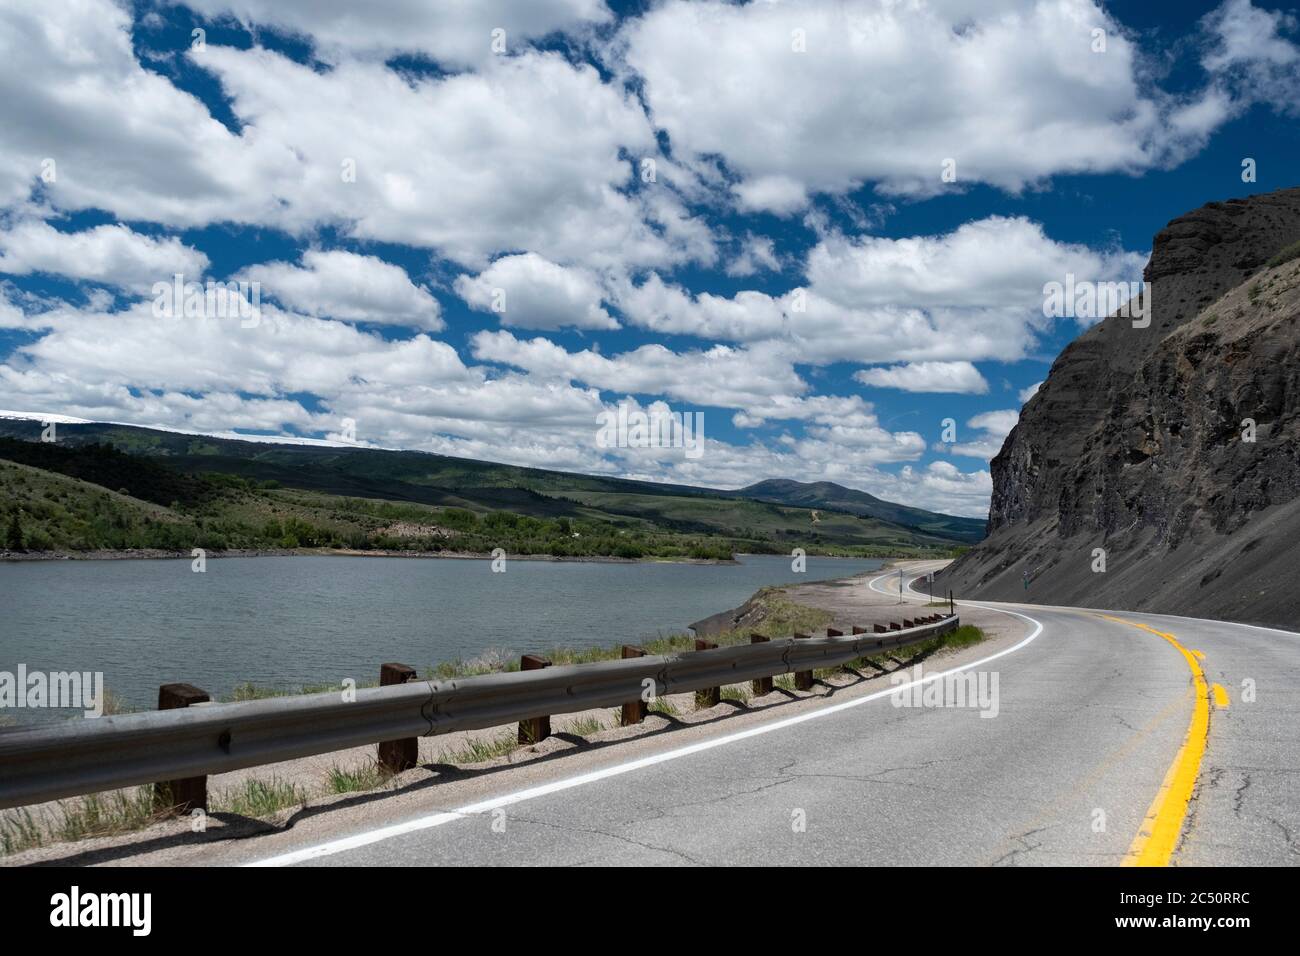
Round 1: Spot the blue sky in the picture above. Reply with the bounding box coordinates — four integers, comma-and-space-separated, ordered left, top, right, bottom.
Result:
1, 0, 1297, 516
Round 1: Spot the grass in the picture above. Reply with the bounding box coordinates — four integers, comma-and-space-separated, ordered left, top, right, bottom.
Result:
416, 587, 835, 681
720, 685, 751, 704
1, 786, 168, 856
902, 624, 987, 661
56, 787, 162, 842
226, 680, 355, 701
327, 762, 393, 794
438, 731, 519, 765
1266, 239, 1300, 269
649, 696, 680, 716
0, 808, 44, 856
211, 777, 305, 817
564, 715, 605, 737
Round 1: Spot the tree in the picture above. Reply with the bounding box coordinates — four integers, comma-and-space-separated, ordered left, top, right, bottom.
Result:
6, 512, 24, 551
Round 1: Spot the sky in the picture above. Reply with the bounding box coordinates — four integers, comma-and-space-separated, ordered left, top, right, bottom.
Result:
0, 0, 1297, 518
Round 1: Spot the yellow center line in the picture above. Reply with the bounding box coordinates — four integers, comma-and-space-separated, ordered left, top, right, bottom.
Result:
1212, 683, 1230, 709
1098, 615, 1210, 867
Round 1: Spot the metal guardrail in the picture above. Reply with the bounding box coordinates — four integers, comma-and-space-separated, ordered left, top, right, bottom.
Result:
0, 615, 959, 810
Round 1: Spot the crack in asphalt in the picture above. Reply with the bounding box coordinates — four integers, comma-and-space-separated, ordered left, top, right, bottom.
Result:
501, 813, 709, 866
990, 825, 1052, 867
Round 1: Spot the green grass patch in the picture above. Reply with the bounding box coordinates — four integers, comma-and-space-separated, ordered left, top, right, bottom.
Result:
0, 808, 44, 856
564, 715, 605, 737
225, 680, 353, 702
55, 787, 161, 842
326, 762, 393, 795
1266, 240, 1300, 269
720, 685, 751, 704
211, 777, 305, 818
438, 732, 518, 765
649, 696, 679, 716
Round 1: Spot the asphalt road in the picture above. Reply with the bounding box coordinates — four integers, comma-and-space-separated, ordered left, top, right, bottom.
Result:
232, 566, 1298, 867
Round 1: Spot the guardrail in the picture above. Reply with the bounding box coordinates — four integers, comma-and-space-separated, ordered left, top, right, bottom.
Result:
0, 614, 960, 812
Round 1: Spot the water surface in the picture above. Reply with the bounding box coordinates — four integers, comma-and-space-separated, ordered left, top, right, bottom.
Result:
0, 554, 883, 720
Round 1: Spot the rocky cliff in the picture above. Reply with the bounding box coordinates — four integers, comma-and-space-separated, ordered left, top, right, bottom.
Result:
938, 187, 1300, 627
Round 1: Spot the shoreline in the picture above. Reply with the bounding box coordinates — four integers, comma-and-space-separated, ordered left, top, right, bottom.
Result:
0, 546, 743, 566
0, 548, 946, 567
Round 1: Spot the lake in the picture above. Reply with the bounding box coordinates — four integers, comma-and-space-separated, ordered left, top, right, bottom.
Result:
0, 554, 883, 722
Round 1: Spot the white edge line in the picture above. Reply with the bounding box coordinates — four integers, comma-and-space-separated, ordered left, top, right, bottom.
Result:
245, 593, 1045, 867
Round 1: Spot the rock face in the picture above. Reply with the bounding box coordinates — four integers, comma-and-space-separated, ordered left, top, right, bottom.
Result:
939, 187, 1300, 627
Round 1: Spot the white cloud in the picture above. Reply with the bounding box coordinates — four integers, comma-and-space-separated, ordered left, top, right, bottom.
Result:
177, 0, 613, 67
1202, 0, 1300, 116
1018, 381, 1043, 402
726, 234, 782, 278
948, 409, 1020, 459
455, 253, 617, 331
471, 329, 808, 411
247, 250, 442, 330
0, 219, 209, 292
618, 0, 1230, 212
0, 2, 707, 272
855, 361, 989, 394
618, 217, 1146, 366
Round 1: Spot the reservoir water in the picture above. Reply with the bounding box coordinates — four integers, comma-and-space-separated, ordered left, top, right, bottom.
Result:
0, 553, 884, 722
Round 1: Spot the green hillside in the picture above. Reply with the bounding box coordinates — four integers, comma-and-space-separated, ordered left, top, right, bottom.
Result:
0, 420, 982, 558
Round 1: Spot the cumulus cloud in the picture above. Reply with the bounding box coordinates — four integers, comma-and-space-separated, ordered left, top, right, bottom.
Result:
618, 0, 1231, 212
247, 250, 442, 330
947, 409, 1021, 459
726, 234, 782, 277
0, 220, 209, 292
455, 253, 617, 331
176, 0, 613, 67
855, 361, 989, 394
618, 217, 1146, 365
1202, 0, 1300, 116
0, 2, 707, 273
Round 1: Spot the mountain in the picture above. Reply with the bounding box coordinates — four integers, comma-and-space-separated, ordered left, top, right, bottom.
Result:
730, 478, 986, 543
0, 418, 980, 555
938, 187, 1300, 627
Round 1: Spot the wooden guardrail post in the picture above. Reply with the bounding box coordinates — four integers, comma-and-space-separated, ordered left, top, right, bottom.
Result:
694, 640, 720, 708
793, 632, 814, 691
620, 645, 648, 725
826, 627, 843, 638
377, 663, 419, 773
154, 683, 210, 813
751, 634, 772, 696
873, 624, 888, 633
904, 618, 916, 628
889, 622, 901, 631
518, 655, 553, 744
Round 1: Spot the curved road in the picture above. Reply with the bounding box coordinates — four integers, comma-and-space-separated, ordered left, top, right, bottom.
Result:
221, 564, 1298, 867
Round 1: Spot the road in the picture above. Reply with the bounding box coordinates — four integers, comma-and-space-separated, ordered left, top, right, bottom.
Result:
223, 563, 1299, 867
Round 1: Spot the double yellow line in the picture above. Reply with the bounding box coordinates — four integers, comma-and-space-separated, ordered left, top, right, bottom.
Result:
1100, 615, 1226, 866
